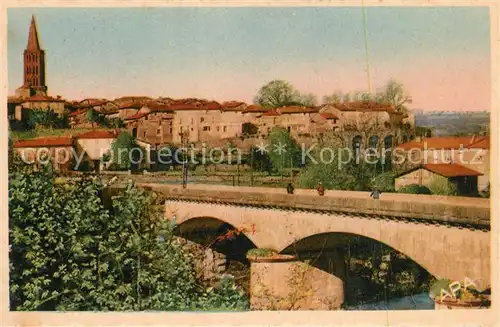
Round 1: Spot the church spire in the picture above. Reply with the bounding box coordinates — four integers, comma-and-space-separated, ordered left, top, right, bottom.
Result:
27, 15, 41, 51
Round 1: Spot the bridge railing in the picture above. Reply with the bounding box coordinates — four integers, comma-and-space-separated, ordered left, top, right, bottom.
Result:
134, 183, 490, 228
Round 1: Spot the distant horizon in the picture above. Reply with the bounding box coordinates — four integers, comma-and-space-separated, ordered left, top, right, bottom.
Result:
7, 7, 491, 112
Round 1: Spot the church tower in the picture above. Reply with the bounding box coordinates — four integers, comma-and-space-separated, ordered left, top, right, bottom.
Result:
23, 15, 47, 96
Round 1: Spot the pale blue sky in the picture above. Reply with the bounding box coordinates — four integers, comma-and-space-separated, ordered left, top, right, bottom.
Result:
7, 6, 491, 111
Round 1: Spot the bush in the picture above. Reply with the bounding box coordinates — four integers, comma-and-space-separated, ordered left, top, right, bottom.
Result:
428, 176, 457, 196
370, 171, 396, 192
397, 184, 432, 195
247, 248, 278, 258
9, 168, 249, 311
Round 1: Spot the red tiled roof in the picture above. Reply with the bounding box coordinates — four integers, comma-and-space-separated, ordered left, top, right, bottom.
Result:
14, 136, 73, 148
8, 97, 24, 104
168, 103, 202, 110
245, 104, 265, 112
277, 106, 319, 114
205, 101, 222, 110
320, 113, 339, 120
423, 164, 482, 177
262, 110, 280, 116
80, 98, 108, 106
397, 136, 488, 151
466, 137, 490, 149
124, 112, 149, 120
26, 94, 65, 102
221, 101, 246, 110
68, 108, 90, 117
333, 101, 397, 113
114, 96, 152, 102
119, 101, 145, 109
76, 130, 119, 139
146, 103, 174, 112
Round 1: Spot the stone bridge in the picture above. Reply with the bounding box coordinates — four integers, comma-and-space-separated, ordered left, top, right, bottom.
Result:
138, 183, 491, 309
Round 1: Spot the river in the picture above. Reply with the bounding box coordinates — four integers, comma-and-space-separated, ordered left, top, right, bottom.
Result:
346, 292, 434, 310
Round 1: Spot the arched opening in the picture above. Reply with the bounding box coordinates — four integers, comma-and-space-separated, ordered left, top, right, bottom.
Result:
280, 232, 434, 309
241, 122, 258, 135
368, 135, 379, 149
175, 217, 257, 295
383, 135, 394, 171
352, 135, 363, 164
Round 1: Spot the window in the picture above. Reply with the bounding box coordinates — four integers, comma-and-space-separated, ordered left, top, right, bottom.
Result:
216, 126, 220, 132
223, 126, 227, 132
203, 126, 211, 131
157, 128, 161, 136
169, 127, 173, 134
143, 131, 147, 138
200, 117, 205, 123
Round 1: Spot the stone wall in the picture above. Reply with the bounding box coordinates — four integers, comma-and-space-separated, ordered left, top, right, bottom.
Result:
249, 255, 344, 310
172, 236, 227, 283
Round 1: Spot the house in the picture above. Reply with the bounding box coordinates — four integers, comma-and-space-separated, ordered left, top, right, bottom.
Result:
395, 136, 490, 192
74, 130, 119, 171
13, 136, 75, 172
394, 163, 483, 196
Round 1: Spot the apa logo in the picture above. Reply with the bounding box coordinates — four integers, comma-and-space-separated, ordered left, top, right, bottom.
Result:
439, 277, 477, 301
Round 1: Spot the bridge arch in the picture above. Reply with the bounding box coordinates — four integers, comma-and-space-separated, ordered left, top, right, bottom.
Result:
174, 216, 258, 260
165, 200, 490, 290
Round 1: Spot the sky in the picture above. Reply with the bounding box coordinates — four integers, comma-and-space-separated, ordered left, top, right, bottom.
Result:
7, 6, 491, 111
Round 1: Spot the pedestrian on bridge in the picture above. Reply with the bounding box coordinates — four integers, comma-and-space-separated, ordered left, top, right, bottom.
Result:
286, 183, 295, 194
316, 182, 325, 196
370, 189, 381, 200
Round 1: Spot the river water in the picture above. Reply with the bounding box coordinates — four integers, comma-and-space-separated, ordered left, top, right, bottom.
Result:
346, 292, 434, 310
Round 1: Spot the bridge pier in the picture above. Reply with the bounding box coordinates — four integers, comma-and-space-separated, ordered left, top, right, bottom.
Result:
248, 254, 344, 310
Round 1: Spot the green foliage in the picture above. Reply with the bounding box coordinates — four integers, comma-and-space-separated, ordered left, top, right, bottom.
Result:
194, 275, 249, 311
253, 80, 315, 109
110, 132, 144, 171
429, 278, 452, 300
86, 109, 101, 124
266, 127, 302, 174
247, 248, 278, 257
370, 171, 396, 192
107, 118, 125, 128
397, 184, 432, 195
9, 169, 249, 311
26, 109, 66, 129
298, 160, 358, 190
249, 146, 272, 173
428, 176, 457, 196
415, 126, 433, 138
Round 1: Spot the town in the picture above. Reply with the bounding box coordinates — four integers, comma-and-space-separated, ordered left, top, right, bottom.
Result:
7, 9, 492, 315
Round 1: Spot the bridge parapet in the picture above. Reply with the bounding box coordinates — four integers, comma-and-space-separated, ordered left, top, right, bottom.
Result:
138, 183, 490, 228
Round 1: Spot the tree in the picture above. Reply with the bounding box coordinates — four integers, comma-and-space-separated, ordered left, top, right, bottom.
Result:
110, 132, 144, 171
322, 91, 344, 104
266, 127, 302, 174
26, 109, 60, 129
9, 168, 249, 311
370, 171, 396, 192
299, 93, 318, 107
253, 80, 314, 109
415, 126, 433, 138
376, 79, 412, 114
